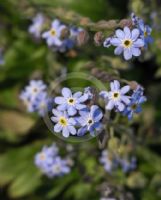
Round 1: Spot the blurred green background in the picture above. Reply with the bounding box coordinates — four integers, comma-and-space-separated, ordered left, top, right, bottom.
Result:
0, 0, 161, 199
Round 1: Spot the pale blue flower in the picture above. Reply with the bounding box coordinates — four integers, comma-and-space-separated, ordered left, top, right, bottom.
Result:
110, 26, 144, 60
35, 143, 59, 170
20, 80, 47, 115
100, 150, 118, 173
23, 80, 46, 101
122, 86, 147, 120
42, 19, 66, 47
138, 19, 153, 48
47, 156, 71, 178
100, 80, 130, 112
84, 87, 94, 100
119, 157, 137, 173
55, 87, 88, 116
51, 109, 76, 138
34, 92, 50, 117
76, 105, 103, 136
29, 13, 44, 38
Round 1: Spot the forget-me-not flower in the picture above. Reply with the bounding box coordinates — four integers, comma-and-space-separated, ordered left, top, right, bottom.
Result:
110, 26, 144, 60
47, 156, 71, 178
122, 86, 147, 120
29, 13, 45, 38
100, 80, 130, 112
76, 105, 103, 136
51, 109, 76, 137
54, 87, 88, 116
42, 19, 66, 47
119, 157, 137, 173
100, 150, 118, 173
138, 20, 153, 48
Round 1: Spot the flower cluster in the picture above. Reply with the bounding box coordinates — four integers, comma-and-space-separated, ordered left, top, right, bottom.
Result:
35, 143, 71, 178
103, 14, 153, 60
42, 19, 82, 52
20, 80, 50, 117
100, 150, 136, 173
51, 87, 103, 138
100, 80, 146, 120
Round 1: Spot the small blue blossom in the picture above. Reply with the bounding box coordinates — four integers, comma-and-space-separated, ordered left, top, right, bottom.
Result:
29, 13, 45, 38
34, 92, 50, 117
100, 150, 118, 173
100, 80, 130, 112
76, 105, 103, 136
110, 26, 144, 60
84, 87, 94, 100
47, 156, 71, 178
35, 144, 71, 178
52, 27, 82, 52
122, 86, 147, 120
20, 80, 48, 116
51, 109, 76, 138
131, 12, 139, 25
35, 143, 59, 170
42, 19, 66, 47
138, 19, 153, 48
54, 87, 88, 116
119, 157, 137, 173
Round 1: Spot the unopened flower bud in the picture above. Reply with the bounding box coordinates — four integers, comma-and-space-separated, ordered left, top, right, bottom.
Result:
76, 30, 89, 46
94, 31, 104, 46
128, 81, 139, 90
119, 19, 133, 29
60, 27, 70, 39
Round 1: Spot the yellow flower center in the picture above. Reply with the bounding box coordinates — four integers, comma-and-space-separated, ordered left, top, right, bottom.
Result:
59, 117, 68, 126
144, 31, 148, 37
87, 118, 93, 125
50, 28, 56, 36
67, 98, 75, 105
40, 153, 46, 160
131, 104, 137, 110
112, 92, 120, 100
123, 39, 133, 48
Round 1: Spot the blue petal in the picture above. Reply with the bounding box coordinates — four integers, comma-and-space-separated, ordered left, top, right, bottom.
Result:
55, 97, 66, 104
77, 126, 87, 136
68, 126, 76, 135
62, 127, 70, 137
54, 123, 62, 132
57, 104, 67, 111
123, 48, 132, 60
62, 87, 72, 98
67, 106, 77, 116
91, 105, 103, 122
78, 94, 88, 103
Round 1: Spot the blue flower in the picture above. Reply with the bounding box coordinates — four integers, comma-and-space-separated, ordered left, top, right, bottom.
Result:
20, 80, 48, 115
100, 150, 118, 173
122, 86, 147, 120
34, 144, 71, 178
19, 91, 35, 112
110, 26, 144, 60
23, 80, 46, 101
138, 20, 153, 48
47, 156, 71, 178
76, 105, 103, 136
29, 13, 44, 38
119, 157, 137, 173
131, 12, 139, 25
34, 92, 50, 117
35, 143, 59, 170
51, 109, 76, 138
100, 80, 130, 112
84, 87, 94, 100
42, 19, 66, 47
54, 87, 88, 116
